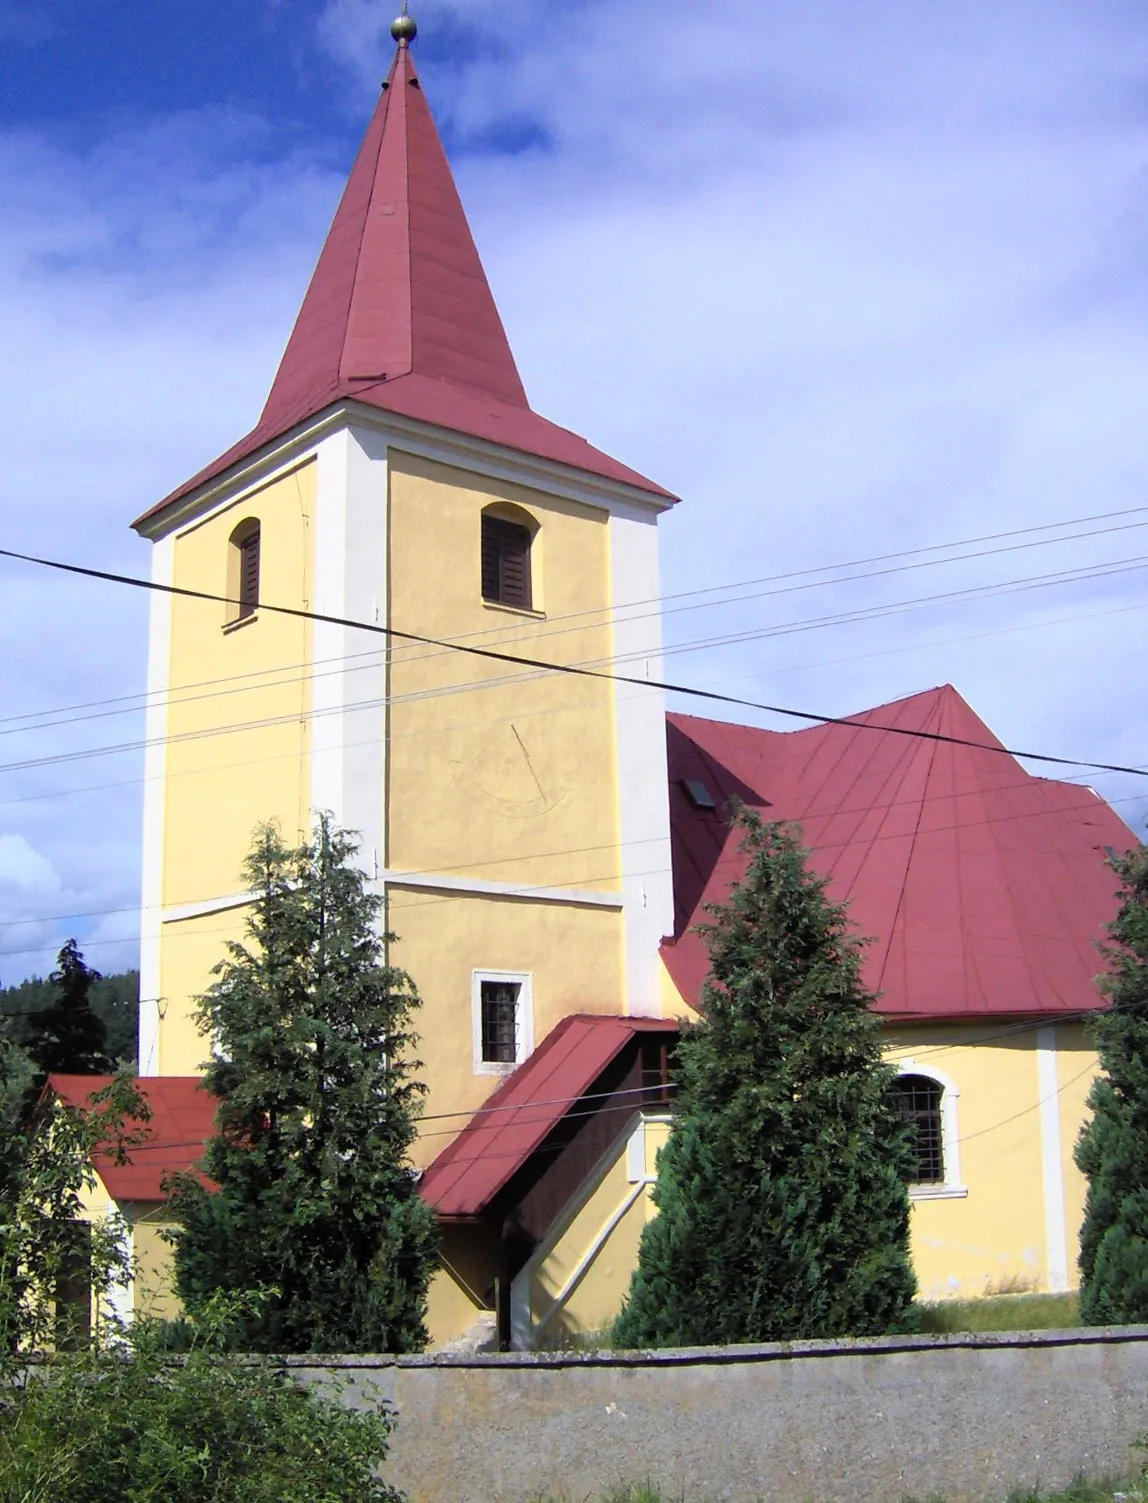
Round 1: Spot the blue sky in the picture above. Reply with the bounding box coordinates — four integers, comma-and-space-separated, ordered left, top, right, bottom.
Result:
1, 0, 1147, 983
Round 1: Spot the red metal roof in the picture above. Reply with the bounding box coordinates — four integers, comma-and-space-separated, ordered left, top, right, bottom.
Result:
663, 685, 1136, 1022
48, 1074, 214, 1203
420, 1014, 674, 1220
135, 44, 672, 527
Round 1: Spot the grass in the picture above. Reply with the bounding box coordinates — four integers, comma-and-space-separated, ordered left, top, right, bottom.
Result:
543, 1292, 1081, 1350
915, 1290, 1080, 1333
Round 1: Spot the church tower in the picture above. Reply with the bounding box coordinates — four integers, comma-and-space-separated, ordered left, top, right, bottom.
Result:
131, 17, 677, 1165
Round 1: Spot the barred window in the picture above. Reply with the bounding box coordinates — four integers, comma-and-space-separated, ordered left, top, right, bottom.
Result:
480, 980, 520, 1064
893, 1073, 945, 1184
481, 512, 533, 609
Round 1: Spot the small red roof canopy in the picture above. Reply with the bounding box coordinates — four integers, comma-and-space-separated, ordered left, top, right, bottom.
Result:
136, 42, 672, 527
48, 1074, 215, 1202
421, 1013, 675, 1220
663, 685, 1135, 1022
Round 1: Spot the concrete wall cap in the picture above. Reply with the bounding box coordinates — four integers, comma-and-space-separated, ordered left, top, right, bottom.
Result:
281, 1325, 1148, 1370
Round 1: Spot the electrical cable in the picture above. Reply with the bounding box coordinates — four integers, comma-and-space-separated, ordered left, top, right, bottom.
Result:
0, 759, 1138, 938
58, 1048, 1104, 1170
3, 545, 1146, 764
20, 544, 1148, 754
1, 544, 1145, 779
1, 764, 1142, 958
5, 581, 1145, 829
6, 501, 1146, 737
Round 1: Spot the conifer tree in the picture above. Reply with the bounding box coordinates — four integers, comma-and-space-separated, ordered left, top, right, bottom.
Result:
1076, 844, 1148, 1324
614, 810, 917, 1347
25, 940, 111, 1076
168, 816, 439, 1354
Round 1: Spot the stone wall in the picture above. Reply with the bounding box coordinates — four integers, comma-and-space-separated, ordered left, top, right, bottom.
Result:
292, 1327, 1148, 1503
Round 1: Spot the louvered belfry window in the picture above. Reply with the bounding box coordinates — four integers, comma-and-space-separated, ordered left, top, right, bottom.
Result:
893, 1074, 945, 1184
481, 513, 532, 609
238, 525, 260, 619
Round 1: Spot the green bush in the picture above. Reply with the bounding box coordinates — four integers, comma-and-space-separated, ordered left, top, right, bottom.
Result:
0, 1302, 400, 1503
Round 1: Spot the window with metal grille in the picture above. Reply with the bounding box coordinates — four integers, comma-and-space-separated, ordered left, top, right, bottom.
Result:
481, 513, 532, 609
238, 525, 260, 619
893, 1074, 945, 1184
480, 980, 519, 1064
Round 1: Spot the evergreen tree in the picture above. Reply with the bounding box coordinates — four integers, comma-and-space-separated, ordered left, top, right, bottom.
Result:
168, 816, 439, 1354
2, 969, 139, 1066
24, 940, 111, 1076
1076, 844, 1148, 1324
614, 810, 917, 1348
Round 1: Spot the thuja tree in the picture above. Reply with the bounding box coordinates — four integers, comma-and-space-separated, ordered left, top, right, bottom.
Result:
614, 809, 917, 1348
1076, 844, 1148, 1324
168, 816, 439, 1353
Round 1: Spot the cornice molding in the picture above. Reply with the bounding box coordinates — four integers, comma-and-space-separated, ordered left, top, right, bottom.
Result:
135, 400, 677, 542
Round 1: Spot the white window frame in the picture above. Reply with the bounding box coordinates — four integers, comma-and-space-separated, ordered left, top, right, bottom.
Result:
895, 1060, 967, 1201
472, 970, 533, 1075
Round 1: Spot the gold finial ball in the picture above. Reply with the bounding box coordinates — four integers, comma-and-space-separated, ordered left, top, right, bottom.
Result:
391, 12, 417, 43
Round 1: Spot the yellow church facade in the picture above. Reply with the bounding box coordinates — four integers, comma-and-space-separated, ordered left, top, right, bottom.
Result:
108, 20, 1133, 1347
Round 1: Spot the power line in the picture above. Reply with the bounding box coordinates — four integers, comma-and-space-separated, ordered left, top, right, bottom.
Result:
4, 585, 1145, 823
64, 1044, 1106, 1172
2, 537, 1145, 761
6, 502, 1146, 738
0, 750, 1135, 953
3, 547, 1145, 767
957, 1059, 1097, 1147
2, 765, 1141, 940
2, 544, 1145, 780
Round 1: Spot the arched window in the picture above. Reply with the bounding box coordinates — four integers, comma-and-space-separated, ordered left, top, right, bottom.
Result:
893, 1073, 945, 1185
481, 509, 533, 610
228, 520, 260, 623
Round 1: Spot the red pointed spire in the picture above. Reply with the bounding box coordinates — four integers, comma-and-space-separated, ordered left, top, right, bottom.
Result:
137, 39, 673, 525
262, 43, 528, 433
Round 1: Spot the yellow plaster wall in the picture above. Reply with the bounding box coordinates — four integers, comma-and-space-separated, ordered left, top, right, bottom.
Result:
425, 1223, 497, 1349
386, 887, 624, 1163
654, 970, 1102, 1306
1054, 1021, 1099, 1281
130, 1214, 182, 1321
527, 1130, 648, 1344
386, 451, 619, 895
162, 461, 315, 911
77, 1177, 178, 1321
888, 1025, 1097, 1299
157, 905, 250, 1076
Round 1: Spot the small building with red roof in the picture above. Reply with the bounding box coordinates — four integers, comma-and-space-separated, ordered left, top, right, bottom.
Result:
109, 11, 1137, 1347
45, 1074, 216, 1322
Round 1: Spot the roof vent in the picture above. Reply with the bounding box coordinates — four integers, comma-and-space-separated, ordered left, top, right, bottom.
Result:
681, 778, 717, 811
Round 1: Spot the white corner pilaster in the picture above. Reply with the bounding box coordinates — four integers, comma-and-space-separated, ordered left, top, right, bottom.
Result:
137, 534, 174, 1076
609, 503, 674, 1017
1037, 1026, 1070, 1294
309, 425, 387, 874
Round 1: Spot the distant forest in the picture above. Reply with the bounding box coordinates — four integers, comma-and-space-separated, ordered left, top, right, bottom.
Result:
0, 969, 139, 1066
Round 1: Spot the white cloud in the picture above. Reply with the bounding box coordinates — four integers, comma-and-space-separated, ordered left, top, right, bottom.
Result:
0, 833, 59, 893
1, 0, 1147, 980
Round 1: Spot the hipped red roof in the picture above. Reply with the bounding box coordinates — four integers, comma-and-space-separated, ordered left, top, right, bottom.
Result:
421, 1014, 675, 1220
136, 43, 672, 527
48, 1074, 215, 1202
663, 685, 1135, 1022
